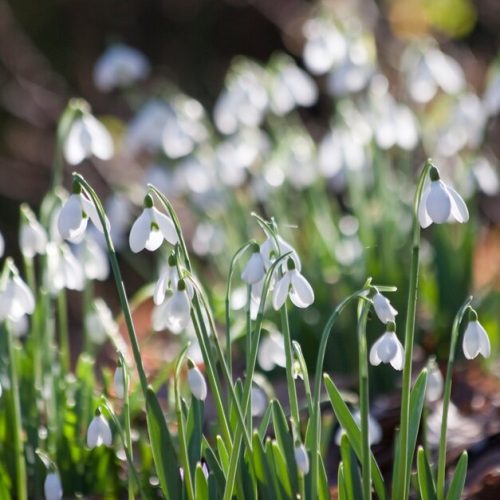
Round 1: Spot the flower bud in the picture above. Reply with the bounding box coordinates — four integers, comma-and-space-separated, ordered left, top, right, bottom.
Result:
44, 471, 63, 500
187, 362, 207, 401
87, 412, 112, 448
294, 443, 310, 475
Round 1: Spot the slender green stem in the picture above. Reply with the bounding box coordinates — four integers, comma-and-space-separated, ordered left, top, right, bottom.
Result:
246, 285, 252, 433
292, 341, 313, 419
83, 279, 94, 355
436, 297, 472, 500
120, 356, 134, 500
397, 159, 432, 499
358, 300, 371, 500
57, 290, 70, 373
5, 323, 27, 500
281, 304, 300, 426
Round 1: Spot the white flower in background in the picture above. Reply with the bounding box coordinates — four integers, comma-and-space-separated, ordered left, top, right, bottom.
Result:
188, 360, 207, 401
87, 412, 112, 448
272, 258, 314, 310
241, 244, 266, 285
153, 254, 180, 305
462, 311, 490, 360
258, 331, 286, 371
483, 60, 500, 117
129, 194, 178, 253
335, 411, 382, 446
74, 231, 109, 281
0, 263, 35, 322
58, 188, 108, 243
213, 59, 268, 134
192, 221, 225, 257
294, 443, 310, 474
19, 204, 48, 258
85, 298, 120, 346
63, 111, 114, 165
372, 291, 398, 324
152, 279, 192, 333
44, 471, 63, 500
105, 193, 134, 251
472, 156, 500, 196
268, 55, 318, 115
369, 322, 404, 370
0, 231, 4, 258
46, 243, 85, 294
251, 386, 267, 417
426, 359, 443, 403
403, 45, 465, 103
10, 314, 29, 338
93, 43, 150, 92
302, 18, 347, 75
114, 365, 126, 399
418, 167, 469, 228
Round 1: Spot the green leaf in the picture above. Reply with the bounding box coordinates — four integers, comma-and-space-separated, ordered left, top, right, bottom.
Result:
216, 435, 230, 474
146, 387, 181, 499
408, 370, 428, 471
187, 398, 204, 472
318, 451, 330, 500
445, 452, 468, 500
195, 462, 209, 500
417, 447, 437, 500
324, 374, 386, 500
271, 440, 293, 498
265, 439, 286, 500
338, 463, 348, 500
340, 433, 363, 500
202, 440, 226, 489
258, 402, 272, 441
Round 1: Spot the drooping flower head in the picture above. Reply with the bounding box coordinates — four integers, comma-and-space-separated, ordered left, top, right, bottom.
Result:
187, 358, 207, 401
372, 289, 398, 324
462, 309, 490, 360
129, 193, 178, 253
152, 278, 192, 334
19, 204, 48, 258
0, 260, 35, 322
272, 257, 314, 310
419, 166, 469, 228
294, 442, 310, 475
44, 471, 63, 500
87, 410, 112, 448
426, 357, 443, 403
241, 242, 266, 285
153, 252, 180, 305
369, 321, 404, 370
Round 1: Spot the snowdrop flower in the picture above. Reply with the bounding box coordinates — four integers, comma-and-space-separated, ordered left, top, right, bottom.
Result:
294, 443, 310, 474
129, 194, 178, 253
260, 234, 301, 272
241, 244, 266, 285
272, 258, 314, 310
74, 231, 109, 281
46, 243, 85, 294
87, 411, 112, 448
85, 298, 120, 346
251, 386, 267, 417
153, 254, 180, 305
187, 359, 207, 401
63, 108, 114, 165
152, 279, 192, 333
0, 262, 35, 322
426, 358, 443, 403
114, 365, 126, 399
372, 290, 398, 324
19, 204, 47, 258
335, 411, 382, 446
258, 331, 286, 370
462, 310, 490, 360
418, 166, 469, 228
93, 43, 150, 92
369, 322, 404, 370
58, 185, 108, 243
44, 471, 63, 500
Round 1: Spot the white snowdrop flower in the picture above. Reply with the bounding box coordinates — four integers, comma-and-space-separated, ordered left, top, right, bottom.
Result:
187, 360, 207, 401
58, 187, 108, 243
426, 359, 443, 403
0, 231, 4, 258
153, 254, 180, 306
94, 43, 149, 92
46, 243, 85, 294
129, 194, 178, 253
258, 331, 286, 371
372, 291, 398, 324
369, 323, 404, 371
87, 412, 112, 448
272, 258, 314, 310
260, 235, 301, 272
152, 279, 192, 333
19, 204, 48, 258
418, 167, 469, 228
64, 112, 114, 165
85, 298, 119, 345
335, 411, 382, 446
114, 366, 126, 399
0, 263, 35, 322
241, 244, 266, 285
294, 443, 310, 475
251, 386, 267, 417
11, 314, 29, 338
483, 60, 500, 117
75, 231, 109, 281
44, 471, 63, 500
462, 310, 490, 360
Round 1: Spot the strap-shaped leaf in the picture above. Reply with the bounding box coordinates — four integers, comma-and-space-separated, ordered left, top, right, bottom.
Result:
340, 433, 363, 500
195, 462, 209, 500
445, 452, 468, 500
323, 374, 386, 500
417, 447, 437, 500
187, 398, 204, 472
271, 440, 293, 498
408, 370, 428, 471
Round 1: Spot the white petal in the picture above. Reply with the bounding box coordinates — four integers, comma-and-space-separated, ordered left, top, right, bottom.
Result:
369, 338, 382, 366
144, 228, 164, 251
12, 276, 35, 316
289, 270, 314, 308
152, 301, 169, 331
152, 208, 178, 245
0, 231, 4, 258
80, 194, 108, 234
373, 292, 398, 324
165, 290, 191, 333
44, 472, 63, 500
114, 367, 125, 398
241, 252, 265, 285
83, 115, 114, 161
446, 185, 469, 223
153, 271, 169, 305
64, 119, 90, 165
463, 320, 490, 359
390, 335, 404, 371
20, 221, 47, 258
129, 209, 151, 253
294, 444, 310, 474
376, 332, 398, 363
426, 180, 451, 224
58, 194, 87, 242
272, 273, 291, 310
188, 367, 207, 400
418, 184, 432, 229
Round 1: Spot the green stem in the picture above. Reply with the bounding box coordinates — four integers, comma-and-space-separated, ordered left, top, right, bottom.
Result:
281, 304, 300, 426
358, 300, 371, 500
83, 279, 94, 355
57, 290, 70, 373
397, 159, 432, 499
5, 323, 27, 500
436, 297, 472, 500
121, 357, 134, 500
